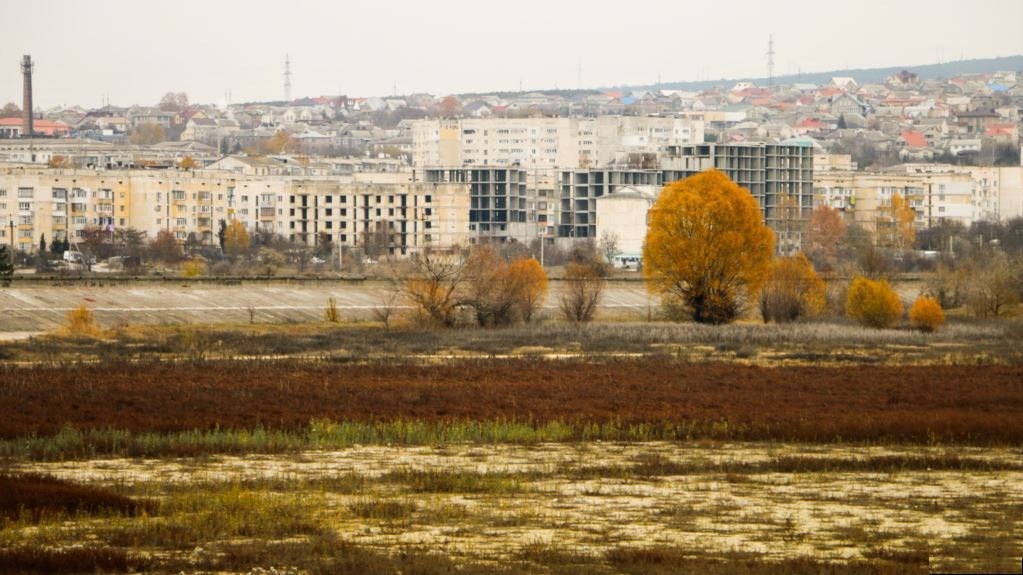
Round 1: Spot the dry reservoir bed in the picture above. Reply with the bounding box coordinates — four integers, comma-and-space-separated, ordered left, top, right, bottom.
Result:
7, 442, 1022, 573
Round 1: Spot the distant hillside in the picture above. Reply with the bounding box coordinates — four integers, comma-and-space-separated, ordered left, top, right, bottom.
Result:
622, 55, 1023, 93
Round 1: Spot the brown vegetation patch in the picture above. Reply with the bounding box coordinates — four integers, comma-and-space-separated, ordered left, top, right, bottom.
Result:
1, 360, 1020, 444
0, 546, 137, 574
0, 473, 153, 521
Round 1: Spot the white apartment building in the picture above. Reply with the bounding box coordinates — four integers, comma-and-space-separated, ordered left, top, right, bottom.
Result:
412, 116, 704, 169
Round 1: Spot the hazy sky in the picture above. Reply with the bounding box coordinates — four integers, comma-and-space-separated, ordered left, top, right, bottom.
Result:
2, 0, 1022, 109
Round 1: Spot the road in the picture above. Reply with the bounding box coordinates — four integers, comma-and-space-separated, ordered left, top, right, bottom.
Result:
0, 280, 656, 334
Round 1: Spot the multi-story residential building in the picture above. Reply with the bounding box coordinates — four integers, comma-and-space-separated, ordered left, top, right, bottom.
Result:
412, 116, 704, 169
422, 167, 534, 245
554, 143, 815, 252
0, 167, 470, 258
0, 139, 217, 169
556, 169, 662, 239
813, 170, 974, 236
813, 159, 1023, 237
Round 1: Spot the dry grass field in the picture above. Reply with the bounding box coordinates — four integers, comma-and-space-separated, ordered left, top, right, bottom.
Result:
1, 320, 1021, 573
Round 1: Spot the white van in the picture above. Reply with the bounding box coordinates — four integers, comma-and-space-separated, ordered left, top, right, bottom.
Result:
612, 254, 642, 270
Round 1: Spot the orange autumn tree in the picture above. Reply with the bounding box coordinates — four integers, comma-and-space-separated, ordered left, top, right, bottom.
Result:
759, 252, 827, 323
846, 276, 904, 329
802, 205, 847, 268
643, 170, 775, 324
507, 257, 548, 323
463, 247, 548, 326
879, 194, 916, 250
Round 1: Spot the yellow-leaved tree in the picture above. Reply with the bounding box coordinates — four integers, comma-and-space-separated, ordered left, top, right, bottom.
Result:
223, 220, 250, 260
759, 252, 826, 323
643, 170, 775, 324
846, 276, 904, 329
879, 194, 916, 250
909, 295, 944, 332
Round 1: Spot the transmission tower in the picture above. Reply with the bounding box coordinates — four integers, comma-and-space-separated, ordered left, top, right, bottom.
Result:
284, 54, 292, 102
766, 35, 775, 88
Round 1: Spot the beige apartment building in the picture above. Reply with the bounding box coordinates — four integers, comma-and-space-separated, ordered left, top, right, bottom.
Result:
814, 169, 975, 240
812, 158, 1023, 242
0, 167, 470, 257
411, 116, 704, 169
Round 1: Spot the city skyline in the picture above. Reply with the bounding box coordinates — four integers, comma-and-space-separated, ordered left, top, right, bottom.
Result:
2, 0, 1022, 109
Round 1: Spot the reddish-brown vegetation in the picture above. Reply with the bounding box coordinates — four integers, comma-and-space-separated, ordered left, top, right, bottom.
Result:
1, 360, 1021, 443
0, 546, 133, 573
0, 473, 152, 520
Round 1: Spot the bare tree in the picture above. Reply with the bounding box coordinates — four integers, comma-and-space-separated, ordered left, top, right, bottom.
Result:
400, 250, 467, 327
599, 230, 621, 266
371, 289, 402, 330
966, 251, 1021, 317
559, 262, 605, 322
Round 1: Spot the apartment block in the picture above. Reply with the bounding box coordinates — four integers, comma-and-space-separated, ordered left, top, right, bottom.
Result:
659, 143, 814, 253
0, 167, 470, 257
412, 116, 704, 169
554, 143, 814, 253
813, 171, 974, 237
556, 169, 662, 239
812, 160, 1023, 240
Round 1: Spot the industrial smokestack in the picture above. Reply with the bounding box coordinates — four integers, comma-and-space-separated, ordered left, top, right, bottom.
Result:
21, 55, 33, 138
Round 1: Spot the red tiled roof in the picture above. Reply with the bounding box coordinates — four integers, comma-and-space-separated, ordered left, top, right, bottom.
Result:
901, 131, 927, 147
797, 118, 825, 129
0, 117, 71, 135
985, 124, 1017, 137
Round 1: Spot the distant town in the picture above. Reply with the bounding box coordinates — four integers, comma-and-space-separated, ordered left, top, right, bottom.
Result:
1, 54, 1021, 269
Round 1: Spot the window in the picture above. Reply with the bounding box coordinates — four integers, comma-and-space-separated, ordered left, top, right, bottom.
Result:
0, 189, 6, 198
18, 202, 31, 211
325, 209, 332, 217
18, 188, 33, 198
325, 221, 333, 229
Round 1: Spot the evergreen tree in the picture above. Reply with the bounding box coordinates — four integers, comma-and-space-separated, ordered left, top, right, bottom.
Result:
0, 245, 14, 287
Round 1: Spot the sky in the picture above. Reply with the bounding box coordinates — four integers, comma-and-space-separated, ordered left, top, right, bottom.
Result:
2, 0, 1022, 109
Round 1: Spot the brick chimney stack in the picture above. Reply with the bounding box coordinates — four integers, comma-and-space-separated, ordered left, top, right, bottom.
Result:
21, 55, 33, 138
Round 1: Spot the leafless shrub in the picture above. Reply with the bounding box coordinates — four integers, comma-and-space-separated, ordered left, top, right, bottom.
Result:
559, 262, 605, 322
